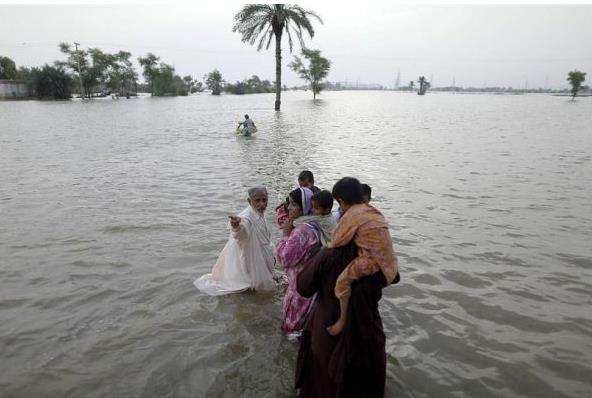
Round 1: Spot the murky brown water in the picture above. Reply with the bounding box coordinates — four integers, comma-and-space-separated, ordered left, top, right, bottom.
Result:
1, 91, 591, 397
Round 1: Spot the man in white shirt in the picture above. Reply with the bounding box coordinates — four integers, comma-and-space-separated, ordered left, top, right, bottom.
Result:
194, 187, 275, 295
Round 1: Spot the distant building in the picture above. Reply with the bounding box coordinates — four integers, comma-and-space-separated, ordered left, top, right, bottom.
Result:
0, 80, 29, 99
326, 81, 385, 90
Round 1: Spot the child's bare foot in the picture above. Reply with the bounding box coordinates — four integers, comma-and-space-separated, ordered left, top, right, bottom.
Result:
326, 320, 345, 336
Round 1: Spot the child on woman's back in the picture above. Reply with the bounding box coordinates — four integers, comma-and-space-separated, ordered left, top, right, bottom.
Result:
326, 177, 399, 336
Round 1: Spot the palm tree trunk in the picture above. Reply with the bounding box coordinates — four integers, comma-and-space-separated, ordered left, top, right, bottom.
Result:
274, 31, 282, 111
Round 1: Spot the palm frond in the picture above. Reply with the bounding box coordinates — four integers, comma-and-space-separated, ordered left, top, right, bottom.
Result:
232, 4, 275, 51
233, 4, 271, 27
232, 3, 322, 56
284, 21, 294, 52
258, 26, 274, 51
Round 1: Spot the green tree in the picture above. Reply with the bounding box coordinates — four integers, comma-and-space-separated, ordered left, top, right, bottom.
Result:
226, 80, 247, 95
191, 81, 204, 93
567, 70, 587, 99
88, 48, 116, 90
173, 75, 189, 96
233, 4, 322, 110
153, 66, 187, 96
58, 42, 93, 98
16, 66, 31, 80
107, 51, 137, 96
119, 51, 138, 96
138, 55, 185, 96
0, 56, 17, 79
289, 48, 331, 99
182, 75, 194, 93
31, 64, 72, 99
205, 69, 224, 95
225, 74, 274, 95
138, 53, 160, 96
152, 63, 175, 96
58, 43, 127, 98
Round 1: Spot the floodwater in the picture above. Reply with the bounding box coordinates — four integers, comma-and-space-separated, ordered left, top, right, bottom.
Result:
1, 91, 591, 398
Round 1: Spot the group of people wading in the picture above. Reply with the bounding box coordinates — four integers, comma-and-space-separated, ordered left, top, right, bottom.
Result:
194, 171, 400, 398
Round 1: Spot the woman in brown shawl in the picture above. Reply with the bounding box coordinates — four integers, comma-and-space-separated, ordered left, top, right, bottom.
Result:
295, 243, 399, 398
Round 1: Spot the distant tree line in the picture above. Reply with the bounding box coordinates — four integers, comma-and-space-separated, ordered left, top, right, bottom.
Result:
1, 49, 299, 100
225, 75, 274, 95
316, 81, 591, 95
2, 4, 329, 105
0, 45, 205, 99
58, 43, 139, 98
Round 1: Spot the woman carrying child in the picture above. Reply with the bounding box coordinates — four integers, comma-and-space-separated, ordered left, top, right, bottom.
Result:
276, 187, 332, 337
326, 177, 399, 336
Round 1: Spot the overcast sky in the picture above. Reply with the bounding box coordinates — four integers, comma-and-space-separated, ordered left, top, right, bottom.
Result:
1, 4, 591, 88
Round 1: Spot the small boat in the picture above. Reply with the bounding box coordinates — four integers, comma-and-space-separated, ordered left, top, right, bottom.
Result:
235, 125, 258, 136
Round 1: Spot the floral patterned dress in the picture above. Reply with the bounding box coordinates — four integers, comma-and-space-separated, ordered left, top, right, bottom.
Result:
276, 223, 320, 333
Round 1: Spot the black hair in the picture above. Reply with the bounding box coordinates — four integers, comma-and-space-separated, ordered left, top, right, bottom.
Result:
298, 170, 314, 184
312, 190, 333, 210
244, 114, 249, 119
361, 184, 372, 201
289, 188, 304, 211
332, 177, 364, 205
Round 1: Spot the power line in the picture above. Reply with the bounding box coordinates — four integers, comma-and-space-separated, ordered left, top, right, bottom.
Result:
4, 41, 592, 63
73, 41, 86, 100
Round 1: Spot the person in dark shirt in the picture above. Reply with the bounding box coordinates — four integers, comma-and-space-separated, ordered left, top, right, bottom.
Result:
295, 243, 400, 398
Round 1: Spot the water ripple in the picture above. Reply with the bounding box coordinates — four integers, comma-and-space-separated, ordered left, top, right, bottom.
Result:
1, 93, 592, 397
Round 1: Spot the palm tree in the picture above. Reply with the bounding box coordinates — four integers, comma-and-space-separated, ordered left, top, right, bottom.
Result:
418, 76, 427, 95
233, 4, 323, 111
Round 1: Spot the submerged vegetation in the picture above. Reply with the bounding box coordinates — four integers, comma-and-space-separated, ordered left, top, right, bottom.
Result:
205, 69, 224, 95
225, 75, 274, 95
289, 49, 331, 99
1, 45, 194, 99
567, 70, 586, 99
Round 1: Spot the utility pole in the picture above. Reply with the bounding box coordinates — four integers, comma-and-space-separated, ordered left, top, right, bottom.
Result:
395, 68, 400, 90
74, 41, 85, 100
544, 75, 549, 91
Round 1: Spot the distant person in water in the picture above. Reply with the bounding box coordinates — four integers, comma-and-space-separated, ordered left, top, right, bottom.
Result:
194, 187, 275, 295
239, 114, 256, 136
326, 177, 399, 336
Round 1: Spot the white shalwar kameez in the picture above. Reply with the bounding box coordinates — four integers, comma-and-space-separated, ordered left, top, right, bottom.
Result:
194, 206, 275, 295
